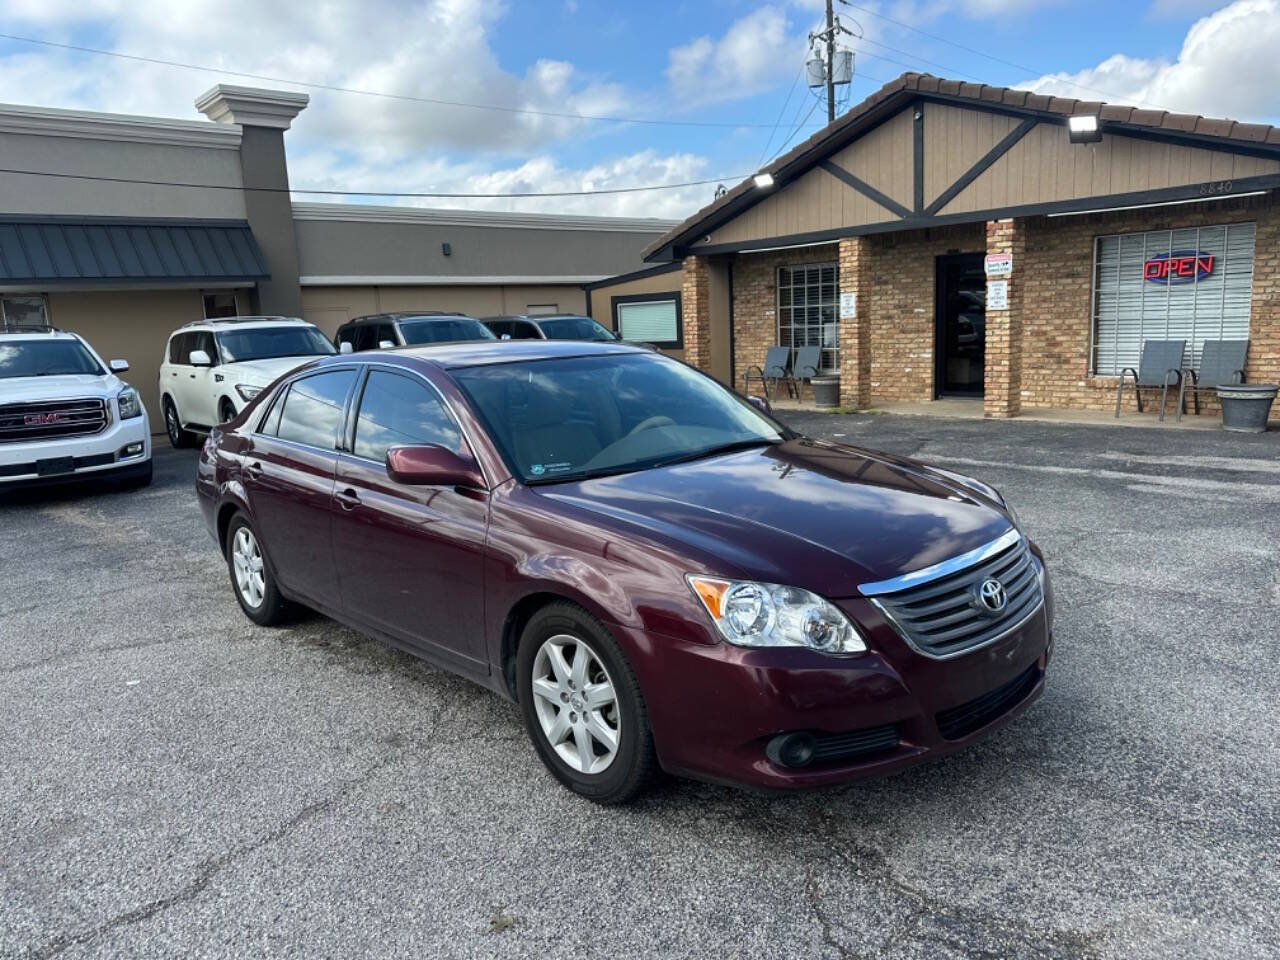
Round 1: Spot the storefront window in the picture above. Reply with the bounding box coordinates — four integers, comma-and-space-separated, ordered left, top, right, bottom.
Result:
1092, 223, 1255, 376
777, 263, 838, 373
1, 295, 49, 328
203, 292, 239, 319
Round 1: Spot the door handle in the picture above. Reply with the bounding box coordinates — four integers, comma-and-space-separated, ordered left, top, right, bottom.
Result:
244, 461, 264, 480
335, 488, 360, 511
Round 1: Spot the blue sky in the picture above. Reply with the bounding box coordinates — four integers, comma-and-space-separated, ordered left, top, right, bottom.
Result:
1, 0, 1276, 218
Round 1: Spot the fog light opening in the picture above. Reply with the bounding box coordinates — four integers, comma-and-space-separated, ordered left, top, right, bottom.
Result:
766, 732, 817, 769
120, 442, 144, 458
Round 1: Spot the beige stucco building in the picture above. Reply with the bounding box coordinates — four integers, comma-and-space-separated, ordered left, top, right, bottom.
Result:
0, 86, 675, 426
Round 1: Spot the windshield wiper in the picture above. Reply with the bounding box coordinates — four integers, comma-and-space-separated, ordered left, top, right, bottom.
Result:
654, 437, 781, 469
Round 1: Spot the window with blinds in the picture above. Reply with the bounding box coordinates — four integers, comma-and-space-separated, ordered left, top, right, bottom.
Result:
777, 263, 839, 372
615, 297, 681, 345
1091, 223, 1255, 376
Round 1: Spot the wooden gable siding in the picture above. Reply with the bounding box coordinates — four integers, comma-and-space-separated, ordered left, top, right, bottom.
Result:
698, 108, 913, 246
923, 103, 1023, 209
936, 115, 1280, 215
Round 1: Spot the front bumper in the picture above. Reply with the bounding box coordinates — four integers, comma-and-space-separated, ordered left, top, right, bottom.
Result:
0, 415, 151, 486
623, 598, 1052, 791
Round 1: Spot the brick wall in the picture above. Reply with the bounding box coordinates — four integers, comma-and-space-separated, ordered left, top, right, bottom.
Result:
863, 223, 985, 404
681, 256, 712, 373
731, 244, 839, 393
1020, 191, 1280, 413
984, 218, 1025, 418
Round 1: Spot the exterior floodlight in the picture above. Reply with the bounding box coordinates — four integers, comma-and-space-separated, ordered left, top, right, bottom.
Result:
754, 173, 775, 189
1068, 115, 1102, 144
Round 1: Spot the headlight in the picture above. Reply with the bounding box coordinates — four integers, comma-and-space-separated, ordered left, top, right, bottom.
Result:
116, 387, 142, 419
686, 575, 867, 654
234, 384, 263, 402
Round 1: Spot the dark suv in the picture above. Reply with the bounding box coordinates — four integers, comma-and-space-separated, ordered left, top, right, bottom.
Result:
335, 312, 495, 352
481, 314, 619, 342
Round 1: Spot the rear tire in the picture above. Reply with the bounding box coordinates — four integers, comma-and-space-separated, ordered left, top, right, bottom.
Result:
516, 602, 657, 805
225, 513, 293, 626
163, 397, 197, 449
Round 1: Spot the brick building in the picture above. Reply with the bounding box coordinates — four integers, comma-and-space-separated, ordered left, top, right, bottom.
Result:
613, 73, 1280, 419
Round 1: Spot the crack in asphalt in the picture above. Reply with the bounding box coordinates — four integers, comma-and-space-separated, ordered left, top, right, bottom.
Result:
801, 810, 1109, 960
22, 758, 394, 959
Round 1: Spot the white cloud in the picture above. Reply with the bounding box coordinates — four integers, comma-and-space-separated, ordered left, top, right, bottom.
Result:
1023, 0, 1280, 120
666, 6, 801, 106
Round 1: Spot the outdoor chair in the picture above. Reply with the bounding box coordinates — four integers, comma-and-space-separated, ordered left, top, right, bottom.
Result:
1176, 339, 1248, 421
1114, 339, 1186, 422
791, 345, 823, 400
743, 346, 795, 401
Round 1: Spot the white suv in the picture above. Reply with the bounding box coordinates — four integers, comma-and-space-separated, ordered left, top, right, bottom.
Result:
158, 317, 335, 447
0, 326, 151, 489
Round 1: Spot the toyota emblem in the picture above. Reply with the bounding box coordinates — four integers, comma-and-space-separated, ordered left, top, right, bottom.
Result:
977, 578, 1007, 614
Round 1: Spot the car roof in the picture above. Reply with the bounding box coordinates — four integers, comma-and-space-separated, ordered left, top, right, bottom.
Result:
368, 339, 649, 369
0, 328, 79, 341
482, 314, 590, 322
349, 311, 473, 323
178, 316, 311, 333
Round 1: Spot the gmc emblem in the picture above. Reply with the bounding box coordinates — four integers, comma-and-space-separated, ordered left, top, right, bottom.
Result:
25, 413, 67, 425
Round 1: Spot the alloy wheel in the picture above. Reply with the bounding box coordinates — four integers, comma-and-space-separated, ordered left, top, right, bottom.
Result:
231, 526, 266, 609
530, 634, 620, 774
165, 403, 180, 443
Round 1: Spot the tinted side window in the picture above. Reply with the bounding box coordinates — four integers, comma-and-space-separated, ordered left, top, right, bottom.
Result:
275, 370, 357, 450
486, 320, 510, 339
193, 330, 219, 364
336, 324, 357, 348
512, 322, 542, 340
377, 324, 397, 346
353, 324, 377, 352
258, 385, 287, 436
353, 371, 463, 464
169, 333, 191, 364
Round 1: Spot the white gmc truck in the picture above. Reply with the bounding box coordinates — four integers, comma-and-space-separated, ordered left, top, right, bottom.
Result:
0, 326, 152, 490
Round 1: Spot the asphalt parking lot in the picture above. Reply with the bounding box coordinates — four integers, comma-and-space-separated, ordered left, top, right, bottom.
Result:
3, 412, 1278, 959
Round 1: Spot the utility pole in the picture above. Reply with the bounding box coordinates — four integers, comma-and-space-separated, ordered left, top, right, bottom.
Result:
825, 0, 836, 123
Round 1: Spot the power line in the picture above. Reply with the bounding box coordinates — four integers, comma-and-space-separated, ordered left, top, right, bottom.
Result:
757, 65, 805, 168
837, 1, 1172, 110
0, 165, 750, 198
0, 31, 825, 131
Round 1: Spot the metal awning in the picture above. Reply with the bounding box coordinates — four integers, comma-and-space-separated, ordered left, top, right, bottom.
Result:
0, 218, 270, 285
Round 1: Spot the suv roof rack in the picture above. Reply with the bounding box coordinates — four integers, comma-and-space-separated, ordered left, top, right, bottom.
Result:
179, 315, 304, 329
0, 323, 63, 334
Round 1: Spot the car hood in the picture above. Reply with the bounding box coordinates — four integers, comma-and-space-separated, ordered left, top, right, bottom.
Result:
538, 438, 1013, 597
222, 356, 326, 383
0, 373, 120, 402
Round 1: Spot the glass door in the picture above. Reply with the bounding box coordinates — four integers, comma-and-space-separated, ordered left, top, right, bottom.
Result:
935, 254, 986, 396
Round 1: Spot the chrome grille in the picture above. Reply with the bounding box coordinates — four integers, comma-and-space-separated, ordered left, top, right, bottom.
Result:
0, 398, 108, 443
865, 534, 1043, 659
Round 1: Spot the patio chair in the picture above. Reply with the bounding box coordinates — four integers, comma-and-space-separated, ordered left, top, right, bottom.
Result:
1175, 339, 1248, 421
791, 345, 823, 400
1114, 339, 1186, 422
743, 346, 795, 401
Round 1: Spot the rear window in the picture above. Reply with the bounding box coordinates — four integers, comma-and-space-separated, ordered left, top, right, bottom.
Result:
0, 339, 104, 379
274, 369, 357, 450
397, 318, 497, 345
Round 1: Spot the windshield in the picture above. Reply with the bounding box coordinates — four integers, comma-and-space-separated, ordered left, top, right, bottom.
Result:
452, 353, 786, 484
398, 318, 497, 345
217, 325, 336, 363
535, 317, 617, 342
0, 339, 104, 379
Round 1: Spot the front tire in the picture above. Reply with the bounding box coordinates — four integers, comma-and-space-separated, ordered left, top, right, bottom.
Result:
225, 513, 293, 626
516, 602, 657, 804
163, 397, 197, 449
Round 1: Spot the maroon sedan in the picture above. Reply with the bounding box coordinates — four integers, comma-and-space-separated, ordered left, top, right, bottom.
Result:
197, 341, 1052, 804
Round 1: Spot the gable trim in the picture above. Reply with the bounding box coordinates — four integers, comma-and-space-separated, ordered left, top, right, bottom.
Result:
925, 118, 1039, 217
818, 160, 912, 219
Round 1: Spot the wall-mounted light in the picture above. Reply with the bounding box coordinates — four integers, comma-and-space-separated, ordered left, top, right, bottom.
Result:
442, 242, 452, 256
1068, 115, 1102, 144
753, 172, 775, 189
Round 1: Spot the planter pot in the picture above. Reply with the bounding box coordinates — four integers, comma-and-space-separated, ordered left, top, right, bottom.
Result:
811, 375, 841, 409
1217, 384, 1277, 433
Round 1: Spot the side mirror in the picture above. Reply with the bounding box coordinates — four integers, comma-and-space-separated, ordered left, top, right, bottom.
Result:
747, 395, 772, 415
338, 341, 354, 354
189, 349, 211, 367
109, 359, 130, 373
386, 444, 485, 489
378, 340, 395, 350
500, 333, 512, 341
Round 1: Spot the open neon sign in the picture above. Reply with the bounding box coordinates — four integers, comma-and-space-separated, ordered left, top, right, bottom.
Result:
1143, 250, 1214, 284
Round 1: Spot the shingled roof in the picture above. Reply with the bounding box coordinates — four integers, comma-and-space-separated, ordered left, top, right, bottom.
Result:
643, 72, 1280, 261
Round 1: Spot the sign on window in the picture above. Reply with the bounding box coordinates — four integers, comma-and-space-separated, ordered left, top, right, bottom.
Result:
1092, 223, 1254, 376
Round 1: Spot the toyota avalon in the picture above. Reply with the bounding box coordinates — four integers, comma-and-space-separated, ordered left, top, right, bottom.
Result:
197, 341, 1052, 804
